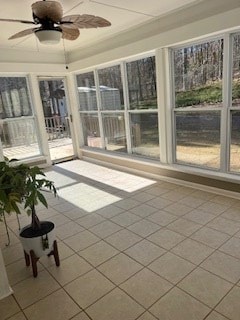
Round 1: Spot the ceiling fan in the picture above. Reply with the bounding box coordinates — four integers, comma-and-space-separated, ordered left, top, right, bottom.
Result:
0, 0, 111, 44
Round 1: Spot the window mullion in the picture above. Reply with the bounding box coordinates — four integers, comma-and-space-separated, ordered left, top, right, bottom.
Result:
156, 48, 174, 164
94, 69, 105, 149
121, 62, 132, 154
221, 34, 232, 172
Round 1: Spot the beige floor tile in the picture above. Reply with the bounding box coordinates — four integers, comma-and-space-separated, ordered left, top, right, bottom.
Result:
160, 190, 187, 201
130, 191, 156, 203
147, 228, 185, 250
159, 182, 179, 190
48, 254, 92, 285
234, 230, 240, 238
191, 190, 216, 201
146, 197, 173, 210
105, 229, 142, 251
71, 312, 92, 320
7, 312, 27, 320
211, 195, 238, 207
125, 239, 166, 266
148, 252, 195, 284
40, 241, 75, 268
198, 201, 229, 215
97, 253, 142, 285
2, 243, 24, 265
37, 207, 62, 220
204, 311, 229, 320
24, 289, 80, 320
80, 240, 119, 266
145, 185, 170, 196
0, 295, 20, 320
46, 214, 71, 227
89, 221, 122, 238
13, 270, 60, 309
76, 213, 105, 229
127, 219, 161, 237
216, 286, 240, 320
183, 209, 216, 225
64, 230, 100, 251
178, 267, 233, 308
95, 205, 124, 218
65, 269, 115, 308
137, 312, 158, 320
219, 237, 240, 259
129, 203, 158, 218
178, 195, 206, 208
120, 268, 172, 308
167, 218, 202, 237
110, 211, 141, 227
149, 287, 210, 320
0, 230, 20, 247
206, 216, 240, 235
221, 207, 240, 222
115, 198, 140, 210
164, 203, 193, 216
200, 251, 240, 283
52, 202, 76, 213
6, 258, 44, 286
171, 238, 214, 264
147, 210, 178, 226
190, 227, 230, 249
62, 209, 88, 220
56, 221, 84, 240
86, 287, 144, 320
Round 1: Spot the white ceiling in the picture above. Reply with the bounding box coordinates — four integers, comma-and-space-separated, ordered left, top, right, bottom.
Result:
0, 0, 203, 54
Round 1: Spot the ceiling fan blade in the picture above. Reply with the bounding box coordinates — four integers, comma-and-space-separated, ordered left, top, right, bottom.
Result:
32, 1, 63, 22
61, 26, 80, 41
0, 18, 35, 25
9, 28, 38, 40
61, 14, 111, 29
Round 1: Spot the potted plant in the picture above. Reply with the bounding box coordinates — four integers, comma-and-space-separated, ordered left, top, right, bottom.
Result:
0, 158, 59, 277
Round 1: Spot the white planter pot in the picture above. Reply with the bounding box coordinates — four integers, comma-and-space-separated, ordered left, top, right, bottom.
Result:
19, 221, 55, 258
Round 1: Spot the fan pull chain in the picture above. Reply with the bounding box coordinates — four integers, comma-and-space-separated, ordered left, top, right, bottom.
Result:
63, 39, 68, 70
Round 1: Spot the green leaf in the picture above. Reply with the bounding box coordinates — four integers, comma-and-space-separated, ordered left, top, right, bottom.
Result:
37, 191, 48, 208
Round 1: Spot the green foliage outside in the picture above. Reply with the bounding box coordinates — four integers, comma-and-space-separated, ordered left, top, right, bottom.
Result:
175, 80, 240, 108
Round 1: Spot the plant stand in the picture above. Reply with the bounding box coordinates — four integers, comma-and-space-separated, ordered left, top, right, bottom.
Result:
24, 240, 60, 277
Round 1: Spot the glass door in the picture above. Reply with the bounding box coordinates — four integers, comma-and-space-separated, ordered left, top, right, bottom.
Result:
38, 78, 75, 163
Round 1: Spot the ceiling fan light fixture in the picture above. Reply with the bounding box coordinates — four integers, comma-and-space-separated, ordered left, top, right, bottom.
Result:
35, 29, 61, 44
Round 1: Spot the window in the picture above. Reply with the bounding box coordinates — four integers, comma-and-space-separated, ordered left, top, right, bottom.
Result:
102, 113, 127, 152
230, 34, 240, 172
76, 56, 160, 158
127, 56, 159, 159
130, 113, 159, 159
173, 40, 224, 169
81, 113, 102, 148
98, 65, 124, 110
127, 57, 157, 110
175, 111, 221, 168
76, 72, 97, 111
0, 77, 40, 160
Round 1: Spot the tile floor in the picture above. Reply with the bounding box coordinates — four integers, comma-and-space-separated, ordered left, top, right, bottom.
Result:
1, 160, 240, 320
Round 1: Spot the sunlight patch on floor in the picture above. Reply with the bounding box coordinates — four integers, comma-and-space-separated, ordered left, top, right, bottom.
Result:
45, 171, 77, 188
58, 183, 122, 212
56, 160, 155, 192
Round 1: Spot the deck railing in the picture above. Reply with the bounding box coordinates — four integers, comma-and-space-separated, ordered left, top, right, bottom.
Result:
44, 116, 71, 141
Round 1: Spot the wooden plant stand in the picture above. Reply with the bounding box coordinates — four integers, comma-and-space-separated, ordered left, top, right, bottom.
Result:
24, 240, 60, 277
